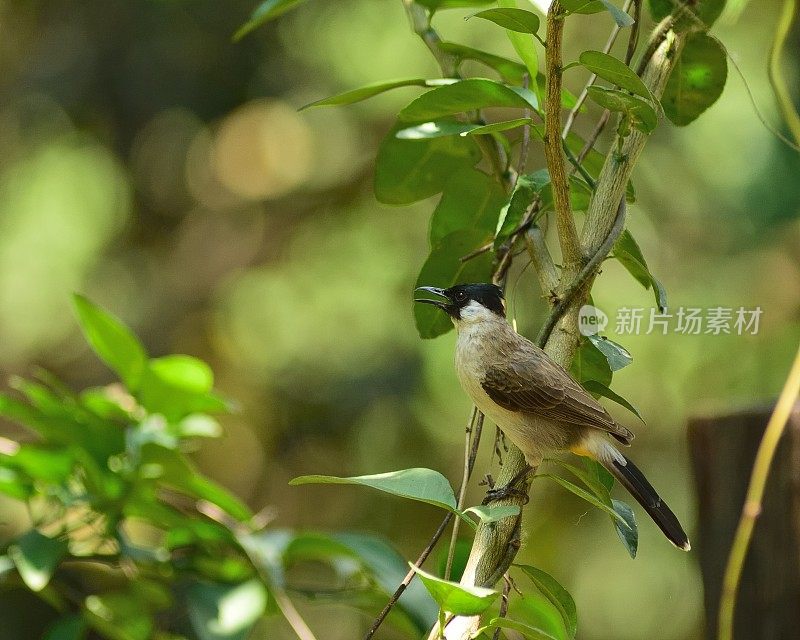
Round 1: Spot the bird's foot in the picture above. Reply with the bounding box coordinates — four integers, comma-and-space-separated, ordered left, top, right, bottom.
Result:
482, 485, 529, 505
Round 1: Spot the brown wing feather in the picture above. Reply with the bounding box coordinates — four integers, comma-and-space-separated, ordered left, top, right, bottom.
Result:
481, 342, 634, 444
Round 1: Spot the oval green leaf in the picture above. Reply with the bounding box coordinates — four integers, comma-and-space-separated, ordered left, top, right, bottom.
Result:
586, 86, 658, 133
581, 380, 644, 422
515, 564, 577, 639
73, 295, 148, 391
301, 78, 431, 110
9, 530, 68, 592
464, 504, 520, 524
399, 78, 538, 122
234, 0, 309, 41
409, 563, 499, 615
662, 33, 727, 126
534, 474, 630, 527
470, 8, 541, 35
578, 51, 652, 101
430, 170, 506, 244
290, 468, 458, 512
612, 498, 639, 558
587, 334, 632, 371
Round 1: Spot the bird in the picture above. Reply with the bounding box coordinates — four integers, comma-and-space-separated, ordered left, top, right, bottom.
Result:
415, 282, 690, 551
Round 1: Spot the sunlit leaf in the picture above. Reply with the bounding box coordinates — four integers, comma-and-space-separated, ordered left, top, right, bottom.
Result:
430, 170, 506, 244
587, 334, 632, 371
375, 122, 481, 204
578, 51, 652, 101
138, 356, 227, 421
414, 229, 494, 339
581, 380, 644, 422
399, 78, 538, 122
470, 8, 541, 35
234, 0, 309, 41
396, 121, 479, 139
586, 87, 657, 133
73, 295, 147, 390
301, 78, 432, 109
662, 33, 727, 126
187, 579, 267, 640
409, 563, 499, 615
612, 499, 638, 558
515, 565, 577, 639
438, 42, 527, 83
290, 468, 458, 512
8, 530, 68, 591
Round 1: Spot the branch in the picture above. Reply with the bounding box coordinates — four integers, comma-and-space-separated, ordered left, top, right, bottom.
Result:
543, 1, 581, 268
439, 25, 687, 640
717, 344, 800, 640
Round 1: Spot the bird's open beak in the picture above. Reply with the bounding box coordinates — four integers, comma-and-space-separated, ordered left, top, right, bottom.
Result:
414, 286, 449, 311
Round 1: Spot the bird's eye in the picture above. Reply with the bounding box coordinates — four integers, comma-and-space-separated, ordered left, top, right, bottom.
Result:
454, 291, 467, 303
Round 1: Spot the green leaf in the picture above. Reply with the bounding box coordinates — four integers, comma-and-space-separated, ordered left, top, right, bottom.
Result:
187, 579, 267, 640
581, 380, 644, 422
647, 0, 725, 30
399, 79, 538, 122
599, 0, 635, 27
613, 229, 667, 310
414, 230, 494, 339
612, 499, 639, 558
570, 339, 612, 386
470, 8, 541, 35
464, 504, 520, 524
546, 457, 613, 507
0, 467, 31, 500
397, 118, 533, 141
409, 563, 499, 615
234, 0, 309, 41
578, 51, 652, 101
140, 444, 252, 521
496, 0, 542, 100
587, 334, 632, 371
8, 530, 68, 591
477, 617, 559, 640
533, 474, 630, 527
2, 444, 75, 484
73, 295, 147, 390
586, 87, 658, 133
494, 171, 545, 248
138, 356, 227, 421
84, 592, 154, 640
515, 565, 577, 639
438, 42, 527, 84
662, 33, 727, 126
44, 615, 87, 640
583, 457, 614, 492
301, 78, 431, 109
375, 122, 481, 205
563, 0, 634, 26
430, 170, 506, 244
290, 467, 458, 512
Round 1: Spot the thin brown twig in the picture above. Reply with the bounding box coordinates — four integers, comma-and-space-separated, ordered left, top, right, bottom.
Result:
445, 409, 480, 580
491, 576, 513, 640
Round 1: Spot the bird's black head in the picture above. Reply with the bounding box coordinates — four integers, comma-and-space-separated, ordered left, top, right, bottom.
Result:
414, 283, 505, 320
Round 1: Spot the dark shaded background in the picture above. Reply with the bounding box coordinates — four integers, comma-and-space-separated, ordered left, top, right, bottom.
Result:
0, 1, 798, 638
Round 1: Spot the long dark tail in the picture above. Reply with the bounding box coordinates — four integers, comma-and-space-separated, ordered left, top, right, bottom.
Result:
607, 454, 690, 551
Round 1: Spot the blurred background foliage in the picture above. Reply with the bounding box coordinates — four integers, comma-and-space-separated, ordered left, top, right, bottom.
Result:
0, 0, 798, 638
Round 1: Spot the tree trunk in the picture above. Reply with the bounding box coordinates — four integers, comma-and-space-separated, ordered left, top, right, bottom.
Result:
688, 403, 800, 640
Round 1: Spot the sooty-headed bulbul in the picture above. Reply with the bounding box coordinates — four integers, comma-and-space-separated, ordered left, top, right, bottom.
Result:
415, 283, 690, 551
